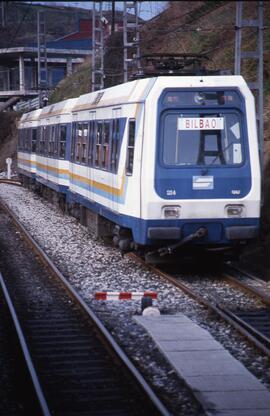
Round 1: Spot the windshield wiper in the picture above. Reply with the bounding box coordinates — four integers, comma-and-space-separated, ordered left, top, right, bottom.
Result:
200, 141, 235, 176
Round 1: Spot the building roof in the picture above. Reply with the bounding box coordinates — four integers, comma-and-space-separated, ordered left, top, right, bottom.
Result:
0, 46, 90, 60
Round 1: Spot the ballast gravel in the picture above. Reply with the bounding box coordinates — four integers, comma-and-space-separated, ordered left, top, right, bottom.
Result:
0, 184, 270, 415
176, 274, 266, 310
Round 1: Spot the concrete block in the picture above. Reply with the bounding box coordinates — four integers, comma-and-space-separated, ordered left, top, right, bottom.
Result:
165, 350, 251, 377
185, 374, 268, 392
157, 339, 224, 352
136, 314, 192, 323
207, 410, 270, 416
134, 313, 270, 416
135, 318, 212, 341
195, 390, 270, 410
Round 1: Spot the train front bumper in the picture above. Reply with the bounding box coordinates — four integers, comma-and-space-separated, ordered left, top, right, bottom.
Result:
147, 223, 259, 243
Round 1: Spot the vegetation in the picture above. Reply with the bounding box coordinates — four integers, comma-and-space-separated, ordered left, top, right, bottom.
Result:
0, 112, 19, 171
50, 59, 91, 104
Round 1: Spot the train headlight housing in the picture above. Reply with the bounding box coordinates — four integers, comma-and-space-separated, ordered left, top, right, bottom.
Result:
162, 206, 181, 219
226, 204, 245, 218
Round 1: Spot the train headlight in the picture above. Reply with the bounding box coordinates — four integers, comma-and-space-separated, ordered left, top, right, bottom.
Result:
162, 206, 181, 219
194, 92, 205, 105
226, 204, 245, 218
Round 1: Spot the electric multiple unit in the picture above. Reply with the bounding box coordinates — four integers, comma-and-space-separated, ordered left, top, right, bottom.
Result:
18, 75, 261, 260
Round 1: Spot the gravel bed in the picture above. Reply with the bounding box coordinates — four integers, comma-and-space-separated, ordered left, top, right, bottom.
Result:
227, 265, 270, 291
0, 184, 270, 411
174, 273, 266, 310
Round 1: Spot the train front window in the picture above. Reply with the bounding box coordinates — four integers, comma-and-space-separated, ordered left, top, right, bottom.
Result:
162, 112, 243, 167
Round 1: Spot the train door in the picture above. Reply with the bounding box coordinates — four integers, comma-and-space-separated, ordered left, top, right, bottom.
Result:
44, 121, 50, 183
30, 127, 37, 176
111, 107, 122, 212
49, 123, 57, 187
54, 117, 60, 187
87, 111, 96, 203
69, 113, 77, 194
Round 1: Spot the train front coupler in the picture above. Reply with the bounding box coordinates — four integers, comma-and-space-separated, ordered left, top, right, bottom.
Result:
158, 227, 208, 257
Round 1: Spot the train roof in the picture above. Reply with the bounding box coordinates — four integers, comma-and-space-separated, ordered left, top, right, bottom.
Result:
72, 75, 248, 113
19, 74, 249, 124
72, 77, 157, 112
38, 97, 78, 119
20, 108, 42, 124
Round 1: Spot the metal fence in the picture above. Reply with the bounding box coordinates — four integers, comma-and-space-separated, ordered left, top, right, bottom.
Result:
15, 96, 40, 112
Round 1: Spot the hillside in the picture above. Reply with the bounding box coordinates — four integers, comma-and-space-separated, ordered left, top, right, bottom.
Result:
0, 112, 19, 172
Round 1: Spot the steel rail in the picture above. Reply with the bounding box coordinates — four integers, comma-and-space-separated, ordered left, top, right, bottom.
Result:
0, 178, 21, 186
0, 200, 170, 416
226, 263, 267, 284
218, 305, 270, 348
0, 272, 51, 416
224, 266, 270, 307
129, 253, 270, 358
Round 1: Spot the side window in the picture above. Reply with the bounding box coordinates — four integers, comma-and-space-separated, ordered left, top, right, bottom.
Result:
88, 121, 95, 166
32, 128, 37, 152
126, 119, 136, 175
36, 127, 41, 154
24, 129, 29, 151
18, 129, 23, 150
54, 124, 59, 157
44, 126, 49, 156
39, 126, 43, 155
71, 123, 76, 161
75, 123, 83, 163
82, 123, 88, 164
95, 122, 103, 167
110, 119, 120, 173
48, 125, 55, 157
59, 125, 67, 159
102, 121, 110, 169
40, 126, 46, 155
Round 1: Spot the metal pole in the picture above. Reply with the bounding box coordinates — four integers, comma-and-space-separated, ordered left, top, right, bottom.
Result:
91, 3, 96, 92
100, 2, 104, 90
37, 11, 41, 90
111, 1, 115, 33
19, 55, 25, 91
66, 57, 72, 76
234, 1, 242, 75
0, 1, 5, 28
91, 2, 104, 91
37, 10, 47, 107
258, 1, 264, 174
123, 2, 128, 82
123, 1, 141, 83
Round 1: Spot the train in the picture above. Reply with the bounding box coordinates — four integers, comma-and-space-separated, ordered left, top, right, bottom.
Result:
17, 74, 261, 262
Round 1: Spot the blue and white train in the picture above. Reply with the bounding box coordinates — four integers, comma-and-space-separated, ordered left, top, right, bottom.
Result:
18, 75, 261, 260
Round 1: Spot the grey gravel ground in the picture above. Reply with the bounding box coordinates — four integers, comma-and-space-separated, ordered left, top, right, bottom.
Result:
0, 184, 270, 414
176, 274, 266, 310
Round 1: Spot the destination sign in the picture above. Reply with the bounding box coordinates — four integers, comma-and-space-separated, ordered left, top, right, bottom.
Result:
178, 117, 224, 130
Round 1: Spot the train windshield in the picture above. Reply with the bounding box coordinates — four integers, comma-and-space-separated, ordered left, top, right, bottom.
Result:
162, 112, 243, 166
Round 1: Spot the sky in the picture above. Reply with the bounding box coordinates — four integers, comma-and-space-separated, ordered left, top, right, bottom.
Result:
28, 1, 168, 21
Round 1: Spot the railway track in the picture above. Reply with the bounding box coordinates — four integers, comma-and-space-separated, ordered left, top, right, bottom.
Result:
0, 202, 169, 416
0, 271, 50, 415
222, 265, 270, 353
0, 178, 21, 186
131, 254, 270, 358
